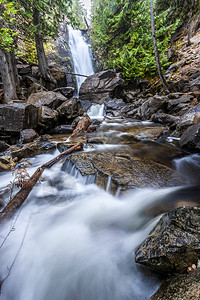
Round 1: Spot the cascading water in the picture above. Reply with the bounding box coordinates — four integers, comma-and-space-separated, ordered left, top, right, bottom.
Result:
68, 25, 94, 93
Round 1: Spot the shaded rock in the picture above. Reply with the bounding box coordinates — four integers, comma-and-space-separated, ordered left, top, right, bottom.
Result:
0, 103, 38, 132
0, 141, 10, 152
17, 64, 31, 75
138, 96, 168, 120
79, 70, 123, 104
20, 129, 38, 144
179, 119, 200, 151
49, 125, 73, 134
151, 269, 200, 300
178, 103, 200, 132
64, 151, 179, 193
53, 87, 74, 99
167, 94, 194, 111
190, 78, 200, 92
28, 82, 47, 96
151, 113, 180, 126
49, 62, 67, 87
27, 91, 60, 109
38, 106, 58, 128
57, 97, 83, 120
135, 206, 200, 274
10, 141, 56, 159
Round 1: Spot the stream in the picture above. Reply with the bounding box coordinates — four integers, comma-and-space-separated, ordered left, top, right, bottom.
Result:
1, 28, 200, 300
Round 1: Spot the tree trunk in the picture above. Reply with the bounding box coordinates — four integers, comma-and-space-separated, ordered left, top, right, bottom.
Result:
0, 49, 18, 103
33, 6, 55, 83
149, 0, 169, 91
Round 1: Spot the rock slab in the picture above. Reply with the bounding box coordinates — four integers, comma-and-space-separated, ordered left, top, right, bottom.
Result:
135, 206, 200, 274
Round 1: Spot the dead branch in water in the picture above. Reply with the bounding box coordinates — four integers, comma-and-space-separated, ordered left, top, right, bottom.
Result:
0, 142, 83, 224
70, 115, 92, 140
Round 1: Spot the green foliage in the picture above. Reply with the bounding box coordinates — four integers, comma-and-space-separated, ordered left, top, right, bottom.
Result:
0, 0, 19, 51
91, 0, 180, 82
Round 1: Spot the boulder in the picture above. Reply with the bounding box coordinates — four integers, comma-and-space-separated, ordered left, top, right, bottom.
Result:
27, 91, 61, 109
151, 113, 180, 126
38, 106, 58, 128
63, 151, 179, 193
17, 64, 31, 75
0, 141, 10, 152
53, 87, 74, 99
79, 70, 123, 104
20, 129, 38, 144
190, 78, 200, 92
179, 119, 200, 151
105, 97, 127, 116
150, 269, 200, 300
57, 97, 83, 120
138, 96, 168, 120
167, 94, 194, 111
135, 206, 200, 274
10, 141, 56, 160
0, 155, 13, 171
0, 103, 38, 132
49, 63, 67, 87
177, 103, 200, 133
49, 125, 73, 135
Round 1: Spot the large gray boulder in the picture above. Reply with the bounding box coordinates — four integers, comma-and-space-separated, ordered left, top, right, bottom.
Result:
57, 97, 83, 120
138, 96, 168, 120
79, 70, 123, 104
38, 106, 58, 128
179, 119, 200, 151
27, 91, 68, 109
0, 103, 38, 132
177, 103, 200, 133
135, 206, 200, 274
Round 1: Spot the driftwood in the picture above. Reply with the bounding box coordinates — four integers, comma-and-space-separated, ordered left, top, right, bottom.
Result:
65, 72, 87, 78
69, 116, 92, 140
0, 142, 83, 224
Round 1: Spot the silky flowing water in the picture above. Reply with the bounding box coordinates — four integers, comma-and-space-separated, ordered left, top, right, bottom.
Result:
0, 117, 200, 300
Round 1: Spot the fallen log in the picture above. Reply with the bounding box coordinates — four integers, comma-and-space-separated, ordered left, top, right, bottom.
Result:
69, 115, 92, 140
0, 142, 83, 224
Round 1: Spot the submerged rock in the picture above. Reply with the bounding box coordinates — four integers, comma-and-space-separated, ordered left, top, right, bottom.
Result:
64, 151, 179, 193
151, 269, 200, 300
79, 70, 123, 104
135, 206, 200, 274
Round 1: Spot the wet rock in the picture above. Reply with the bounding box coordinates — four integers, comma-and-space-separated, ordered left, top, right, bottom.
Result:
151, 268, 200, 300
79, 70, 123, 104
27, 91, 61, 109
49, 125, 73, 134
38, 106, 58, 128
138, 96, 168, 120
57, 97, 83, 120
0, 155, 14, 171
177, 103, 200, 133
179, 119, 200, 151
20, 129, 38, 144
0, 141, 10, 152
135, 206, 200, 274
132, 126, 168, 141
151, 113, 180, 126
10, 141, 56, 159
53, 87, 74, 99
64, 151, 179, 193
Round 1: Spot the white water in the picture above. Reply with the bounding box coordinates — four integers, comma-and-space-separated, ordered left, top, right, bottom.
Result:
1, 151, 200, 299
87, 103, 105, 119
68, 26, 94, 92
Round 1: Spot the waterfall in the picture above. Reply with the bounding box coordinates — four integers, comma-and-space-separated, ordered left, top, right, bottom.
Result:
68, 25, 94, 93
